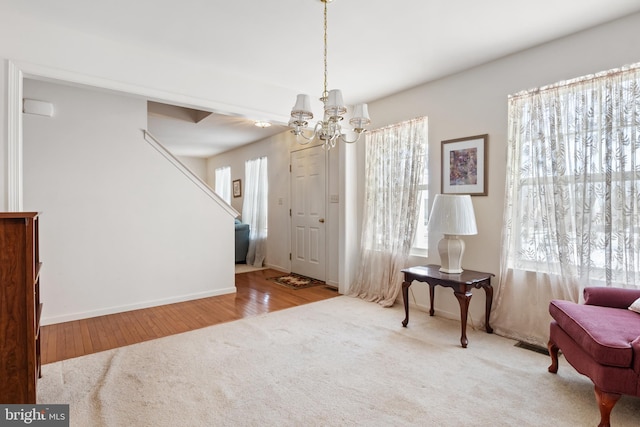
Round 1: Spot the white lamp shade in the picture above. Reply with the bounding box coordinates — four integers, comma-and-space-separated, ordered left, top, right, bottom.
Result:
326, 89, 344, 109
351, 103, 370, 120
427, 194, 477, 236
325, 89, 347, 116
291, 94, 313, 120
349, 103, 371, 129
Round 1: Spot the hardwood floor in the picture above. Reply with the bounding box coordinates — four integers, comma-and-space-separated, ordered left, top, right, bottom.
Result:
41, 269, 338, 364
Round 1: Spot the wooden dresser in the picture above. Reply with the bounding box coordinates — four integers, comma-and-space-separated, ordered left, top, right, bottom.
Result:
0, 212, 42, 403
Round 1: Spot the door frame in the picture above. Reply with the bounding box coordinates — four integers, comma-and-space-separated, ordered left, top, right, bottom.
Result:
290, 144, 329, 282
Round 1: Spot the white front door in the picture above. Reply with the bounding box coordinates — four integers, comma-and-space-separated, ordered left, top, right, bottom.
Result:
290, 145, 326, 281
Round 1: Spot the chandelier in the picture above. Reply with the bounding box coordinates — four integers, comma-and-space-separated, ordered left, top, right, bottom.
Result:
288, 0, 371, 149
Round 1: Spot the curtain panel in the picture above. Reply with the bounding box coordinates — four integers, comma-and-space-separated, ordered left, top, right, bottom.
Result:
492, 63, 640, 346
350, 117, 428, 307
243, 157, 268, 267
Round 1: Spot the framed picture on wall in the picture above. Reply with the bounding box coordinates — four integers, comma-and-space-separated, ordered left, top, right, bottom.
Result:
441, 134, 488, 196
233, 179, 242, 198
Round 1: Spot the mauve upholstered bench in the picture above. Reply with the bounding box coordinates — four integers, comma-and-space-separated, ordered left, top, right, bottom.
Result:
548, 287, 640, 427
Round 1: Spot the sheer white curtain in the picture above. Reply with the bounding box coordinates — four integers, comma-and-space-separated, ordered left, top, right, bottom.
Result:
350, 117, 428, 306
214, 166, 231, 204
243, 157, 268, 267
493, 63, 640, 346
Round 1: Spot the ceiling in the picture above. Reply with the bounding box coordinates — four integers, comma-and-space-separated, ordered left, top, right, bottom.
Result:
147, 101, 288, 158
6, 0, 640, 157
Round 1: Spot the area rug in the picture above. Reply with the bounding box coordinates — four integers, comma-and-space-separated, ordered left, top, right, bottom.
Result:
37, 296, 640, 426
267, 272, 325, 289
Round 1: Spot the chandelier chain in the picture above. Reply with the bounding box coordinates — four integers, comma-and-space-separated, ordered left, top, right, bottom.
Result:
288, 0, 370, 148
323, 0, 328, 100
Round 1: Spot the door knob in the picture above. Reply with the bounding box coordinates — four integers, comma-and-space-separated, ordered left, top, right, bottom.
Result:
319, 218, 325, 223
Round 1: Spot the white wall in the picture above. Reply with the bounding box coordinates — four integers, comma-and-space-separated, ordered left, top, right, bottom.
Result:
0, 8, 292, 125
207, 132, 296, 275
1, 5, 639, 325
23, 79, 235, 324
177, 155, 207, 181
364, 12, 640, 324
206, 12, 640, 304
207, 134, 342, 286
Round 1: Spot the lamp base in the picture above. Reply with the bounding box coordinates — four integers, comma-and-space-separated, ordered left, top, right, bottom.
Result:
437, 234, 465, 274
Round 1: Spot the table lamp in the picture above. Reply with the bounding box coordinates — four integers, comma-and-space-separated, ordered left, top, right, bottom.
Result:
427, 194, 478, 273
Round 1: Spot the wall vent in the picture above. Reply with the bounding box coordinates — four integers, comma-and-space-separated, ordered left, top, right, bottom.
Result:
514, 341, 549, 356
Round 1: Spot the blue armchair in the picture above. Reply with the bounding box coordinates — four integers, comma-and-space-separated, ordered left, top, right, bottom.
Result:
235, 219, 250, 263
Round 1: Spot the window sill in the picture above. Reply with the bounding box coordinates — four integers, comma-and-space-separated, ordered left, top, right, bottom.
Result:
409, 247, 428, 258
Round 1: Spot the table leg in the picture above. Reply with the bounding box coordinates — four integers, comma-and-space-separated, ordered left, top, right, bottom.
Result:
402, 280, 411, 327
428, 284, 435, 316
454, 290, 472, 348
483, 282, 494, 333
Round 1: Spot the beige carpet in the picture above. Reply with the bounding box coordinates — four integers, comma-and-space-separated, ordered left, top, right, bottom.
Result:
38, 296, 639, 426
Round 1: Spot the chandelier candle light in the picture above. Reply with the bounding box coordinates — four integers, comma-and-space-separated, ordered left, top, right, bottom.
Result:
289, 0, 371, 149
427, 194, 478, 274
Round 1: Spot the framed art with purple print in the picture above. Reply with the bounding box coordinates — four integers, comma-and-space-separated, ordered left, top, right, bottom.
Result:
441, 134, 488, 196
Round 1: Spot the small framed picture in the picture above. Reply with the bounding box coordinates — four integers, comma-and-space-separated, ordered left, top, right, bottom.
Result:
441, 134, 488, 196
233, 179, 242, 198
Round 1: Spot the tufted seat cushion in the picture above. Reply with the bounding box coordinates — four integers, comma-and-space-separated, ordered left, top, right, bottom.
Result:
549, 300, 640, 368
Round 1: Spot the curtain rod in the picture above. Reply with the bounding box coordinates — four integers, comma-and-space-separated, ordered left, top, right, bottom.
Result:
508, 61, 640, 100
370, 116, 428, 134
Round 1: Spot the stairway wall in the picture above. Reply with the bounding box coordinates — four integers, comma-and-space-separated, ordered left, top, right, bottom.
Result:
23, 79, 235, 325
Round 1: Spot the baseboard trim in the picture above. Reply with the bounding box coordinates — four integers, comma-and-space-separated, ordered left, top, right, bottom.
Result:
41, 287, 237, 326
263, 263, 288, 274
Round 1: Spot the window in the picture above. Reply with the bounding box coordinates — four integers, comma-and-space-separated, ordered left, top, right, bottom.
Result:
364, 121, 429, 253
505, 63, 640, 288
214, 166, 231, 204
350, 117, 428, 305
411, 167, 429, 255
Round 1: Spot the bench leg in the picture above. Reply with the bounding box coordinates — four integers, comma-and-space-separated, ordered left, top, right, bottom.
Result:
594, 385, 620, 427
547, 340, 559, 373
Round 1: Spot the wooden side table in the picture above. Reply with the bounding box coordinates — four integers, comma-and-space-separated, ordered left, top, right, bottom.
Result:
401, 264, 494, 348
